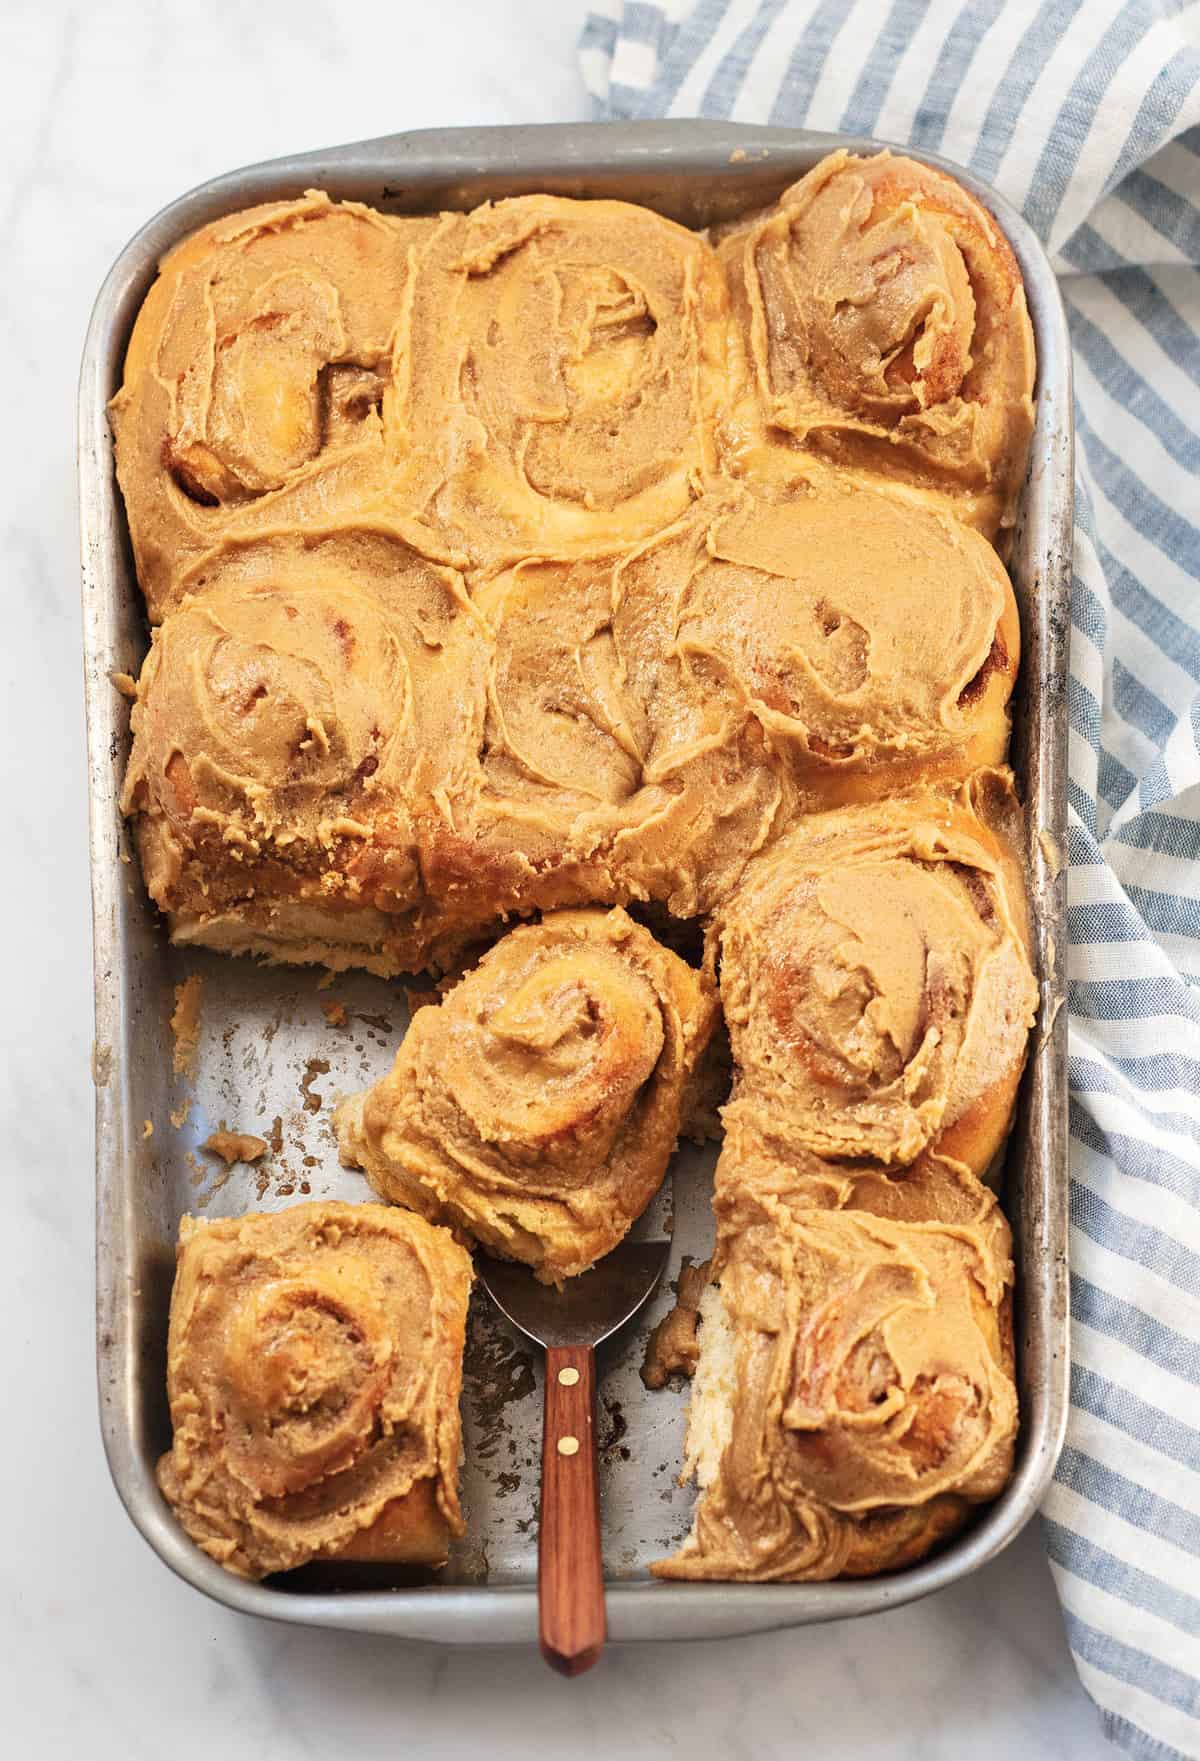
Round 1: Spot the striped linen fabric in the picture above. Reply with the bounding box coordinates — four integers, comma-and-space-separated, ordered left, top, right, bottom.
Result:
579, 5, 1200, 1757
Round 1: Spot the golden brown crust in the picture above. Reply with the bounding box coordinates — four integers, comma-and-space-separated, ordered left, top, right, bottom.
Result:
156, 1201, 472, 1579
336, 908, 719, 1282
717, 151, 1036, 543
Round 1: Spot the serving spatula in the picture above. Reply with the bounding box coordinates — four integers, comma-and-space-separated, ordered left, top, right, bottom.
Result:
475, 1179, 672, 1677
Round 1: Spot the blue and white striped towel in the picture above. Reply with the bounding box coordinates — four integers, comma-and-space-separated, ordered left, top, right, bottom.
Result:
580, 5, 1200, 1756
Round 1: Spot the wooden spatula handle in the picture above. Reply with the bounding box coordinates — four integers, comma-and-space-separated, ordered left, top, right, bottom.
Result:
538, 1342, 606, 1675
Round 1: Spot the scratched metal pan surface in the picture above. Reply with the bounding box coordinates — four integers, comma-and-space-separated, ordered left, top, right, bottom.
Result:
79, 120, 1072, 1644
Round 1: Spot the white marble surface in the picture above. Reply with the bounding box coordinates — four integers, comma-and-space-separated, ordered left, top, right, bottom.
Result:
0, 1, 1104, 1754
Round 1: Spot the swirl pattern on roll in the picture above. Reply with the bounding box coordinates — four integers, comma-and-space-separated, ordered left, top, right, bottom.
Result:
336, 907, 718, 1282
111, 191, 438, 621
653, 1185, 1017, 1582
457, 535, 786, 924
387, 196, 728, 565
715, 771, 1039, 1181
447, 483, 1016, 930
609, 487, 1018, 810
120, 526, 490, 974
156, 1201, 472, 1580
718, 151, 1036, 542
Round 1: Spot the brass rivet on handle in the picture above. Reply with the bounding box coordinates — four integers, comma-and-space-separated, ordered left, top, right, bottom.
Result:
557, 1435, 580, 1456
557, 1367, 580, 1387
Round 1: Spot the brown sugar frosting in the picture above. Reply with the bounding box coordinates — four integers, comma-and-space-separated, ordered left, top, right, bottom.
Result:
386, 195, 729, 566
461, 540, 787, 925
120, 525, 490, 975
653, 1186, 1017, 1582
111, 191, 439, 622
609, 485, 1018, 810
718, 151, 1036, 543
714, 770, 1039, 1179
156, 1201, 472, 1579
453, 480, 1017, 929
336, 908, 718, 1283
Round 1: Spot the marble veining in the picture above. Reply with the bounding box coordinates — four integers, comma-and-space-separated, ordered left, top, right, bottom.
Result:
0, 0, 1101, 1753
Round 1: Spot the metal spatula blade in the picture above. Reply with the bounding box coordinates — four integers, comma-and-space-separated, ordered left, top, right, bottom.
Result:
475, 1178, 673, 1676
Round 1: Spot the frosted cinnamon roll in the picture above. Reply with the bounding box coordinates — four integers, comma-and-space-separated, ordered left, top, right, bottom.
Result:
157, 1201, 472, 1580
336, 908, 718, 1282
719, 151, 1036, 544
111, 191, 437, 620
387, 196, 728, 566
448, 481, 1013, 928
449, 548, 785, 925
715, 771, 1038, 1187
653, 1185, 1017, 1582
121, 525, 490, 975
614, 487, 1019, 817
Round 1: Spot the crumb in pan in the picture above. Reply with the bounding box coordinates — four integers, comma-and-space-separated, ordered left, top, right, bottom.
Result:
170, 975, 202, 1077
641, 1257, 711, 1390
201, 1130, 268, 1166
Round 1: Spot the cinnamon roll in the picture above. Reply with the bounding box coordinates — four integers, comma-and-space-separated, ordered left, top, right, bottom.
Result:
450, 480, 1014, 930
719, 151, 1036, 544
387, 195, 728, 566
610, 486, 1018, 819
653, 1183, 1017, 1582
111, 191, 437, 620
454, 543, 787, 925
336, 907, 718, 1282
120, 525, 490, 975
715, 770, 1038, 1187
157, 1201, 472, 1580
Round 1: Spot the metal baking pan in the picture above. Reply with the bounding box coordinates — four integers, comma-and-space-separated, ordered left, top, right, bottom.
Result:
80, 120, 1072, 1643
